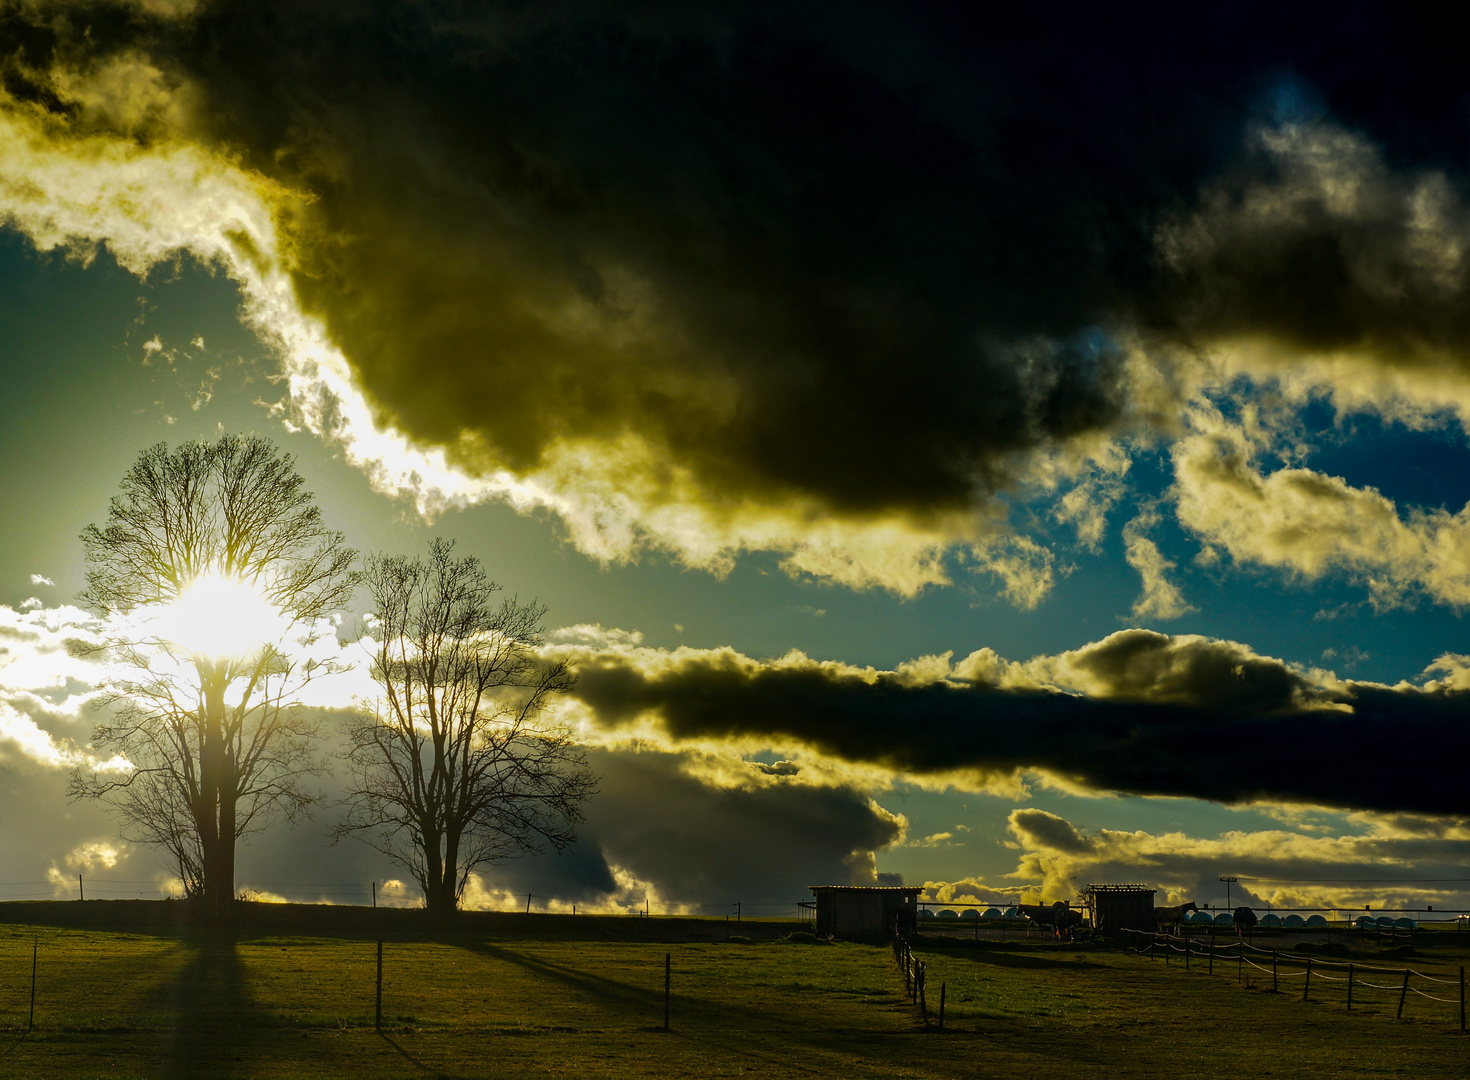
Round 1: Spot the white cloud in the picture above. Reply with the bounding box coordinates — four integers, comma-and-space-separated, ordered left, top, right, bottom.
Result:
29, 575, 54, 587
0, 701, 83, 769
1122, 507, 1194, 620
550, 624, 645, 648
1172, 403, 1470, 608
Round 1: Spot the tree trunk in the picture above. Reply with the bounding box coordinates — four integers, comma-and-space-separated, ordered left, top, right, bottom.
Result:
421, 825, 456, 926
423, 873, 457, 927
218, 744, 237, 917
199, 668, 233, 923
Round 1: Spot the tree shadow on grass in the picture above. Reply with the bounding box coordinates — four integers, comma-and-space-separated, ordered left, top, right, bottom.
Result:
916, 949, 1107, 972
0, 1031, 30, 1063
455, 940, 919, 1077
457, 939, 670, 1021
144, 934, 257, 1080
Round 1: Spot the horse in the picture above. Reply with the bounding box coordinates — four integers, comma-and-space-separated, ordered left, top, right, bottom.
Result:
1017, 900, 1083, 941
1153, 901, 1198, 935
1234, 906, 1257, 940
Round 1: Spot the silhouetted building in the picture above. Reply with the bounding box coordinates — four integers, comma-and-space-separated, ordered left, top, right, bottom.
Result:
1087, 884, 1156, 934
809, 885, 922, 937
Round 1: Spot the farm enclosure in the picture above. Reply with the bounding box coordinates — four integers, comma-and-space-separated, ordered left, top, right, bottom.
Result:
0, 908, 1466, 1078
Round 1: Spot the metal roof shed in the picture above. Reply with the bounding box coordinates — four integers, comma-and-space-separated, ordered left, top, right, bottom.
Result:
808, 886, 922, 937
1086, 884, 1156, 934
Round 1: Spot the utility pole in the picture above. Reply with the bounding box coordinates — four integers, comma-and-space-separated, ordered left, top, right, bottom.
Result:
1219, 876, 1238, 910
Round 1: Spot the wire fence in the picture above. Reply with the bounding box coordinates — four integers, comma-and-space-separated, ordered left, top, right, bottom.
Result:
1121, 928, 1468, 1030
518, 893, 812, 921
0, 933, 724, 1034
0, 878, 817, 922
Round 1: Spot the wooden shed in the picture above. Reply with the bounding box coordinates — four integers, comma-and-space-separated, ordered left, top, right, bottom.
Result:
809, 886, 922, 937
1086, 884, 1156, 934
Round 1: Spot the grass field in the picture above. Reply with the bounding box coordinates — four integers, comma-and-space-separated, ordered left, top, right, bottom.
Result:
0, 907, 1466, 1078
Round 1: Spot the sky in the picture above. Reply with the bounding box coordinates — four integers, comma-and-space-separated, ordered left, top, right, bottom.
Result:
2, 0, 1470, 917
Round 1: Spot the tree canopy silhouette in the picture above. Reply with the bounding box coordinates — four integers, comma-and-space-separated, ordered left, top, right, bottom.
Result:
339, 539, 595, 922
71, 435, 356, 921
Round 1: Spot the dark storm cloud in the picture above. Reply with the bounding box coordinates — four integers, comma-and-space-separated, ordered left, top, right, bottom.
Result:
10, 2, 1470, 559
566, 632, 1470, 816
482, 748, 905, 902
169, 0, 1143, 515
17, 1, 1470, 523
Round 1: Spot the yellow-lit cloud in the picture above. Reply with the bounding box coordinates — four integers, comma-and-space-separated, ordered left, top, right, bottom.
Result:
1005, 806, 1470, 910
1122, 506, 1195, 620
1172, 403, 1470, 607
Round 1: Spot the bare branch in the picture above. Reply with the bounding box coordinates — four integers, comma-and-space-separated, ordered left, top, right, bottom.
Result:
71, 435, 356, 921
337, 539, 595, 921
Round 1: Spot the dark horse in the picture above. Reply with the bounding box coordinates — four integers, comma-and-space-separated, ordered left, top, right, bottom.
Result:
1153, 901, 1198, 934
1017, 901, 1084, 940
1234, 906, 1258, 939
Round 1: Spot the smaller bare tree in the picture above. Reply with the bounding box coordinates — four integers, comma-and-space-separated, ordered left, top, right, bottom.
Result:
338, 539, 595, 921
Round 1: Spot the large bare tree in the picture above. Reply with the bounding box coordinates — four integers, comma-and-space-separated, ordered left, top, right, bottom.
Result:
339, 539, 595, 922
71, 435, 356, 921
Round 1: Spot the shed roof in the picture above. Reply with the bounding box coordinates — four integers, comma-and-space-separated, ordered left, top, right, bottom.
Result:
808, 885, 923, 894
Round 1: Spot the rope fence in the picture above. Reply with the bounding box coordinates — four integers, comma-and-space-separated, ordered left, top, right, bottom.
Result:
1123, 928, 1467, 1030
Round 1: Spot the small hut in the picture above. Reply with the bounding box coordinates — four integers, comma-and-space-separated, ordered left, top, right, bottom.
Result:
1086, 884, 1156, 934
809, 886, 922, 937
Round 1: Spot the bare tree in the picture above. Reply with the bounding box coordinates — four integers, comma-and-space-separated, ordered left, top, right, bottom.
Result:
70, 436, 356, 921
338, 539, 595, 922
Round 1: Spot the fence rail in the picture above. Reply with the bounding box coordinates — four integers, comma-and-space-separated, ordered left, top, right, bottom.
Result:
892, 932, 945, 1030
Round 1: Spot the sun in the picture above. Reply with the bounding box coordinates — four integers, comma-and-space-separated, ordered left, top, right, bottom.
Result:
151, 572, 289, 661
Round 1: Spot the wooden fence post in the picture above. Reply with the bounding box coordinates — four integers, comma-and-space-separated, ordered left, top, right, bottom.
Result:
375, 940, 383, 1030
1208, 929, 1213, 975
663, 953, 671, 1031
1460, 966, 1465, 1032
1347, 964, 1354, 1010
1272, 950, 1278, 993
29, 937, 37, 1030
1397, 969, 1410, 1019
1303, 958, 1312, 1000
939, 982, 946, 1031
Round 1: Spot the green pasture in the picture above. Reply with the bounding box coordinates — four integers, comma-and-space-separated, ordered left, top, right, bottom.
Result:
0, 912, 1466, 1078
